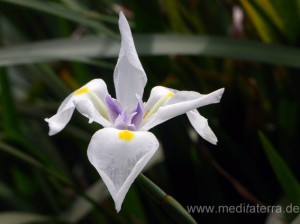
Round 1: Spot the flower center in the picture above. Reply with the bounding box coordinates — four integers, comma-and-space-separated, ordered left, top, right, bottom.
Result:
105, 95, 144, 131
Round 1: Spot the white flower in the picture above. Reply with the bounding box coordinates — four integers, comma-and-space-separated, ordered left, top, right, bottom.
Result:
45, 12, 224, 212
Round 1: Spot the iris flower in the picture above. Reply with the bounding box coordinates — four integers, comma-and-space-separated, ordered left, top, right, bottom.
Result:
45, 12, 224, 212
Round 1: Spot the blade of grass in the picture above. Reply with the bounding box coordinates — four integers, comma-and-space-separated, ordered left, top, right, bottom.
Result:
259, 132, 300, 206
2, 35, 300, 69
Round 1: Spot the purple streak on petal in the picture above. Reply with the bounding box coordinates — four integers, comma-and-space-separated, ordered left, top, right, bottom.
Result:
105, 95, 123, 122
131, 95, 145, 129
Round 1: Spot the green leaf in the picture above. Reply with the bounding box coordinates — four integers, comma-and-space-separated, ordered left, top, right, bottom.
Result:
2, 35, 300, 69
0, 141, 71, 185
0, 70, 21, 137
254, 0, 284, 34
1, 0, 116, 35
272, 0, 300, 42
0, 212, 50, 224
241, 0, 276, 43
259, 132, 300, 206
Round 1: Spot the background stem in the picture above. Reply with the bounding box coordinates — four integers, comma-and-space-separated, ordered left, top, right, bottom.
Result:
137, 173, 197, 224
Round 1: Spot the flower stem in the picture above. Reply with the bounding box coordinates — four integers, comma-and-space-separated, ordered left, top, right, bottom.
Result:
137, 174, 197, 224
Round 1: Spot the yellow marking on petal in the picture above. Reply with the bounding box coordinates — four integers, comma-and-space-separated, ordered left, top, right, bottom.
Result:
167, 92, 174, 97
118, 130, 135, 142
75, 87, 89, 95
143, 92, 175, 120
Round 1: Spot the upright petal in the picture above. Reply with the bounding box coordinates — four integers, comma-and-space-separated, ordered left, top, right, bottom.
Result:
131, 95, 145, 129
87, 128, 159, 212
186, 109, 218, 144
141, 88, 224, 131
104, 95, 123, 122
45, 79, 111, 135
113, 12, 147, 112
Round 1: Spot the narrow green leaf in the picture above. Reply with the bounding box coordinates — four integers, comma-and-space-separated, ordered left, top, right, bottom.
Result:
0, 141, 47, 170
241, 0, 276, 43
161, 0, 188, 33
259, 132, 300, 206
1, 0, 116, 35
272, 0, 300, 42
2, 35, 300, 69
254, 0, 285, 33
0, 141, 72, 185
0, 70, 21, 137
0, 212, 50, 224
60, 0, 84, 11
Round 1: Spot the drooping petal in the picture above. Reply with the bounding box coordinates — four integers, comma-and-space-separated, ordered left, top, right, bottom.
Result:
141, 88, 224, 131
45, 92, 77, 136
45, 79, 110, 135
87, 128, 159, 212
186, 109, 218, 144
113, 12, 147, 112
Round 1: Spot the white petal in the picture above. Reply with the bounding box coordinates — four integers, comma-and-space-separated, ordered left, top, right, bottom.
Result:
87, 128, 159, 212
45, 79, 110, 135
45, 93, 75, 136
113, 12, 147, 112
144, 86, 175, 112
84, 79, 109, 102
73, 99, 111, 127
45, 106, 75, 136
186, 110, 218, 144
142, 88, 224, 131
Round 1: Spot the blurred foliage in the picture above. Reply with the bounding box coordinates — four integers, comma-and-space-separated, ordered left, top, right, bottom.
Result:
0, 0, 300, 223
